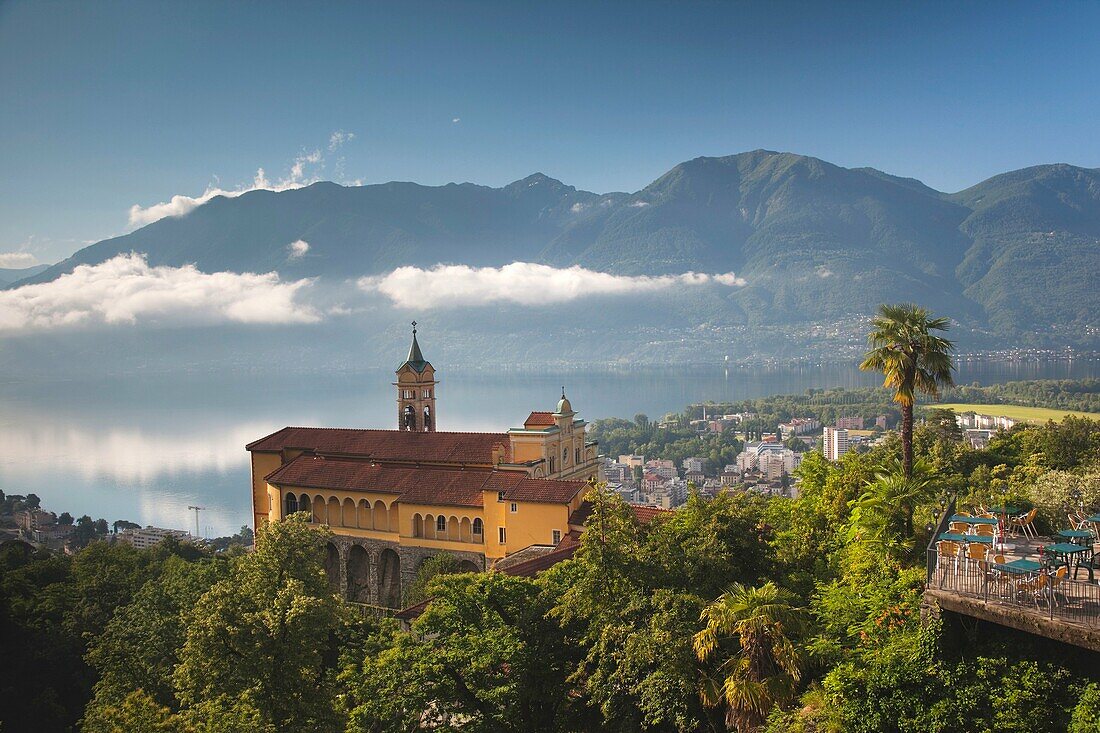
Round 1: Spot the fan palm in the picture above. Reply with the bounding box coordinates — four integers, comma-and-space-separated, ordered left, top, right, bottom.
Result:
693, 582, 804, 733
846, 458, 935, 558
859, 304, 955, 478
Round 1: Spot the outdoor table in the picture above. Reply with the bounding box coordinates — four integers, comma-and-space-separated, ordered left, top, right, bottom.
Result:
950, 515, 999, 525
939, 532, 993, 544
1057, 529, 1093, 546
1042, 543, 1095, 581
1086, 514, 1100, 524
989, 504, 1022, 515
994, 559, 1041, 574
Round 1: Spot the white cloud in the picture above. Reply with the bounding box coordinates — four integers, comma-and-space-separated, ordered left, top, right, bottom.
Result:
328, 130, 355, 151
570, 202, 588, 213
815, 265, 834, 278
0, 252, 39, 268
286, 239, 310, 260
714, 272, 749, 286
129, 132, 357, 227
452, 117, 461, 123
358, 262, 745, 309
0, 253, 319, 332
629, 200, 650, 208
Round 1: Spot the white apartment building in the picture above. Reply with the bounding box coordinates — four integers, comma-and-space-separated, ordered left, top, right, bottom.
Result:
645, 459, 676, 480
823, 426, 850, 461
954, 412, 1018, 431
118, 526, 191, 550
778, 417, 821, 440
682, 456, 705, 474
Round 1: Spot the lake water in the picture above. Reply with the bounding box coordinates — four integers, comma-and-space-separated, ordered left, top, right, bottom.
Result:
1, 359, 1096, 537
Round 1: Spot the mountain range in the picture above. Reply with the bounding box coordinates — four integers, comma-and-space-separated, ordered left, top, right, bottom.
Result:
11, 150, 1100, 346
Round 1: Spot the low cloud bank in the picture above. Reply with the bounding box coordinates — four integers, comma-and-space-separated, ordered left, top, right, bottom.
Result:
0, 253, 319, 332
358, 262, 746, 308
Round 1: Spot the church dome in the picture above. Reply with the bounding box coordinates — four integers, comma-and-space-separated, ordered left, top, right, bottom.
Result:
556, 389, 573, 415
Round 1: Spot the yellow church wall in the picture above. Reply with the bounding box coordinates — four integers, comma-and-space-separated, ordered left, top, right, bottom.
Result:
251, 452, 283, 529
480, 491, 509, 559
396, 502, 486, 549
509, 435, 549, 464
502, 500, 570, 553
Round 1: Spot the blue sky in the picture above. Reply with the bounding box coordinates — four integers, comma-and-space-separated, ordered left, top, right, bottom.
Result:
2, 0, 1100, 264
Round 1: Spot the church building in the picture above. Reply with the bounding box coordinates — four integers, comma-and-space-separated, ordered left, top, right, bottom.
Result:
246, 324, 600, 607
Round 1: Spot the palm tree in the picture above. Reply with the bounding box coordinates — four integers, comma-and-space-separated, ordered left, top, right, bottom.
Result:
693, 582, 804, 733
859, 303, 955, 478
847, 458, 935, 558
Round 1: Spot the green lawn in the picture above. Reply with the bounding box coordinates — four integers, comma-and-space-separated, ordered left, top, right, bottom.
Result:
935, 403, 1100, 424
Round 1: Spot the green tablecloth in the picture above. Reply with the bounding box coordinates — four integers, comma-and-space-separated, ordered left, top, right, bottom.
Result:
994, 559, 1041, 574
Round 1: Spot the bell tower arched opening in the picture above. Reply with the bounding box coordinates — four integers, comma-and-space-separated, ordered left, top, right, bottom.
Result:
393, 321, 438, 432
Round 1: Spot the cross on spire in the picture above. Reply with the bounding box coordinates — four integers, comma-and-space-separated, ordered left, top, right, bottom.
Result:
411, 320, 417, 334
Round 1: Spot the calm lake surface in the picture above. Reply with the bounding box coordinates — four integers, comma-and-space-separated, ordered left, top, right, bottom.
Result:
2, 359, 1097, 537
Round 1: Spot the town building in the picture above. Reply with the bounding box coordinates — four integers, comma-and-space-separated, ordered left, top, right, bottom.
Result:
645, 459, 676, 480
247, 325, 601, 608
778, 417, 821, 440
823, 426, 850, 461
955, 412, 1018, 431
836, 416, 865, 430
117, 526, 192, 550
682, 456, 705, 474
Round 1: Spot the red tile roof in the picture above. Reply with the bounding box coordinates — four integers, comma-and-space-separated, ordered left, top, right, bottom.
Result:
247, 427, 510, 465
523, 411, 556, 428
265, 455, 585, 508
499, 543, 579, 577
569, 501, 672, 527
502, 477, 587, 504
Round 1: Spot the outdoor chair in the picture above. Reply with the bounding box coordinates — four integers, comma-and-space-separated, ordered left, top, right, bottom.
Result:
937, 541, 960, 587
1015, 573, 1050, 609
956, 510, 972, 517
1049, 566, 1069, 606
964, 542, 988, 573
1011, 509, 1038, 539
950, 521, 970, 534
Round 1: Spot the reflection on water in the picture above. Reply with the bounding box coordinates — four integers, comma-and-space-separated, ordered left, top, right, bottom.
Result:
1, 360, 1096, 536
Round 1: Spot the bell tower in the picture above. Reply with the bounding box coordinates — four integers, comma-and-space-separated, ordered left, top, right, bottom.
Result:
394, 321, 438, 432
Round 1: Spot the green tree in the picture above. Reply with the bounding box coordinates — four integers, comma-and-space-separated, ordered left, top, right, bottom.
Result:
172, 514, 345, 733
693, 582, 804, 733
347, 572, 587, 733
846, 459, 935, 558
84, 556, 227, 713
859, 304, 955, 478
402, 551, 462, 607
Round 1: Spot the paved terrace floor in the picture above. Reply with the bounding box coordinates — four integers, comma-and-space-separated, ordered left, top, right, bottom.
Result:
925, 533, 1100, 652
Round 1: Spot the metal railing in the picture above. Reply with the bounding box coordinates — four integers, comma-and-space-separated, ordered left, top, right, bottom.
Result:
927, 548, 1100, 628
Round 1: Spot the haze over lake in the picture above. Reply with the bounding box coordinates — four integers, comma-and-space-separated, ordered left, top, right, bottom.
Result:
2, 359, 1096, 537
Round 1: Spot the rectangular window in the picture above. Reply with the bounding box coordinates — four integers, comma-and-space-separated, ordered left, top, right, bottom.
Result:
510, 502, 518, 513
498, 527, 507, 544
497, 491, 506, 502
552, 529, 562, 545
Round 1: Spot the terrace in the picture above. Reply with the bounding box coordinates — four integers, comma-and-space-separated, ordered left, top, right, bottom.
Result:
923, 502, 1100, 652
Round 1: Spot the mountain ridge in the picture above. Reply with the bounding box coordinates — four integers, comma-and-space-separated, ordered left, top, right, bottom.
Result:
11, 150, 1100, 343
